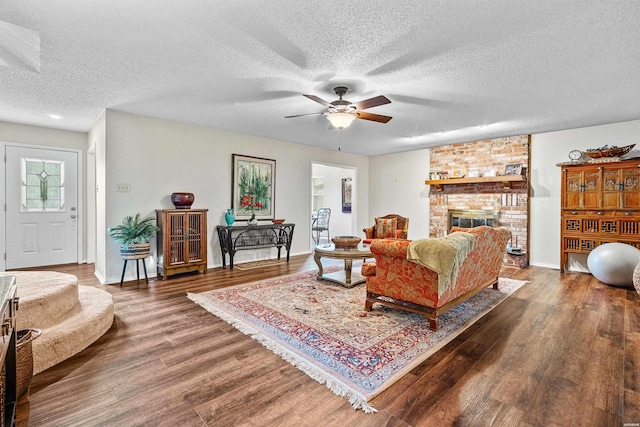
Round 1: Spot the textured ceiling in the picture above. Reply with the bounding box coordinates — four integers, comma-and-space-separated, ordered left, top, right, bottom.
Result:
1, 1, 640, 156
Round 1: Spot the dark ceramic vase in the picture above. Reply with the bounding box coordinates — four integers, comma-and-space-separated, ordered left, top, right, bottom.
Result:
171, 192, 195, 209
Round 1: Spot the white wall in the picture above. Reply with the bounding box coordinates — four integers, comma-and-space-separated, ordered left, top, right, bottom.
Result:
311, 164, 356, 241
5, 115, 640, 279
99, 110, 370, 284
530, 119, 640, 270
89, 113, 106, 280
0, 121, 90, 268
368, 149, 431, 239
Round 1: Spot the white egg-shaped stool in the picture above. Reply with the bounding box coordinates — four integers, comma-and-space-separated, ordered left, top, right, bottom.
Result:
587, 242, 640, 288
633, 256, 640, 295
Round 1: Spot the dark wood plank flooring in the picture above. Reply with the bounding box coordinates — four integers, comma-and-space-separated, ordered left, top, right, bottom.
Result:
12, 255, 640, 426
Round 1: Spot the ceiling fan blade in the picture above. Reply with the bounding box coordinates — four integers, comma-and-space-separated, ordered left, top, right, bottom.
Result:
353, 95, 391, 110
356, 111, 393, 123
285, 112, 325, 118
303, 94, 333, 108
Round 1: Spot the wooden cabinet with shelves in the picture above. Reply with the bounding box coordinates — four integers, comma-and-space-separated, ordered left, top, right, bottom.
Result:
156, 209, 208, 280
559, 159, 640, 272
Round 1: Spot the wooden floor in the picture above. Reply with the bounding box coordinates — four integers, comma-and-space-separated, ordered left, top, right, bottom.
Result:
12, 256, 640, 426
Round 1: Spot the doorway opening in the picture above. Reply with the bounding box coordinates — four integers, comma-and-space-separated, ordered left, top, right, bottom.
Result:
310, 163, 356, 249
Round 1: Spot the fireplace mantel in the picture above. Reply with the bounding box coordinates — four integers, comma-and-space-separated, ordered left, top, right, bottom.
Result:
425, 175, 526, 191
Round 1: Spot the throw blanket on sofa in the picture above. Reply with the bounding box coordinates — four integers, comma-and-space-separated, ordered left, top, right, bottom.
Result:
406, 232, 476, 294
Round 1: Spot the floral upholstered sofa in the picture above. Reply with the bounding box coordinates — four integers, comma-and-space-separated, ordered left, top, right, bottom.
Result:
362, 226, 511, 330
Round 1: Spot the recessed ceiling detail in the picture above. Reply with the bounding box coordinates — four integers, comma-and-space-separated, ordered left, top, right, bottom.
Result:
1, 2, 640, 156
0, 20, 40, 73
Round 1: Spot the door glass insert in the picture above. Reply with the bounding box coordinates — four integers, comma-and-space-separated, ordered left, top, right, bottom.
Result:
21, 157, 65, 211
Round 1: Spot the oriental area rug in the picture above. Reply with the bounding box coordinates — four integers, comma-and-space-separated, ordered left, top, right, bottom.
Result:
187, 270, 527, 413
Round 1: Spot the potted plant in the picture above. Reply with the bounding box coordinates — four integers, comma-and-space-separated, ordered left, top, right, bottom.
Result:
108, 213, 159, 259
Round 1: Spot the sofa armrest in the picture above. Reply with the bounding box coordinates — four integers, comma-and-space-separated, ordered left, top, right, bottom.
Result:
361, 262, 377, 277
370, 239, 411, 258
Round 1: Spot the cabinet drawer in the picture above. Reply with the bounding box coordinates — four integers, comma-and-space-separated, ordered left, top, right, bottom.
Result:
562, 217, 620, 234
619, 218, 640, 235
599, 239, 640, 250
563, 236, 598, 252
614, 211, 640, 218
562, 217, 583, 233
599, 219, 619, 234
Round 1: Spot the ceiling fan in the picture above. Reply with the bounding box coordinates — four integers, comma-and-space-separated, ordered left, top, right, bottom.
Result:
285, 86, 392, 129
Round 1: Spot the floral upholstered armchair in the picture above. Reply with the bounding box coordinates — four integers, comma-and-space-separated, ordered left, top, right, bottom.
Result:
362, 214, 409, 244
361, 226, 511, 330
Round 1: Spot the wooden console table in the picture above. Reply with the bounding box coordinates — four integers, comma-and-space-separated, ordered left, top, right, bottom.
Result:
216, 223, 295, 269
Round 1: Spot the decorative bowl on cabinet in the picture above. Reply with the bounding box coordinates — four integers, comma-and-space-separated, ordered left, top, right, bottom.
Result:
171, 192, 194, 209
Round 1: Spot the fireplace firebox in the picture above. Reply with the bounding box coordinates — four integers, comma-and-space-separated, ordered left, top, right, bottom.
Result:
448, 209, 499, 231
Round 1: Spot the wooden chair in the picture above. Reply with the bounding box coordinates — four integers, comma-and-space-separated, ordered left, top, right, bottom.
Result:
363, 214, 409, 243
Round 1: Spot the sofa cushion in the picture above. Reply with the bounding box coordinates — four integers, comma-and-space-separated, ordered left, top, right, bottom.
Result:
376, 217, 397, 238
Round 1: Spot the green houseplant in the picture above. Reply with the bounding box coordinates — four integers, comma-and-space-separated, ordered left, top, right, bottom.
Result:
108, 213, 159, 259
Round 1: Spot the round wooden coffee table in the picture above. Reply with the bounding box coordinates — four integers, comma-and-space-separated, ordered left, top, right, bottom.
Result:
313, 243, 372, 288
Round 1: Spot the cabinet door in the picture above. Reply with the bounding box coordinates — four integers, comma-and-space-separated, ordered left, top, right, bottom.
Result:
167, 212, 186, 265
621, 168, 640, 208
563, 170, 582, 209
601, 168, 621, 209
563, 168, 601, 209
581, 169, 601, 209
185, 211, 205, 262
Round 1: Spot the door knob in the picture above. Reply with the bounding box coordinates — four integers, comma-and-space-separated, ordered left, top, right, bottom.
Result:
71, 215, 77, 219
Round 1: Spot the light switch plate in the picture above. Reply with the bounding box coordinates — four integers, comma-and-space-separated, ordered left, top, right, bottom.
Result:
116, 183, 131, 193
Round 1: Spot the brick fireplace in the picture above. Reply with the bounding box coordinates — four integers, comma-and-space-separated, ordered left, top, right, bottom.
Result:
429, 136, 530, 267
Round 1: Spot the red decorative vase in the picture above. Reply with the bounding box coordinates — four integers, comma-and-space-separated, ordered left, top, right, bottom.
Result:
171, 192, 195, 209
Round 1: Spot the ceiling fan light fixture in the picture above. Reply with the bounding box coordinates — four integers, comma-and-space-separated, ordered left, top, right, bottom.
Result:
327, 112, 356, 129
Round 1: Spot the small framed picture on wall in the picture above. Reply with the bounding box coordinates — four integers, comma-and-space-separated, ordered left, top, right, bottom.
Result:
504, 163, 523, 176
342, 178, 352, 213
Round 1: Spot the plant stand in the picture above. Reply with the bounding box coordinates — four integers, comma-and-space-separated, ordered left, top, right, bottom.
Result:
119, 243, 151, 286
120, 255, 148, 287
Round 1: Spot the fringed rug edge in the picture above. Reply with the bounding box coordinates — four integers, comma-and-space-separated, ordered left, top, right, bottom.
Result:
186, 291, 378, 413
186, 276, 528, 413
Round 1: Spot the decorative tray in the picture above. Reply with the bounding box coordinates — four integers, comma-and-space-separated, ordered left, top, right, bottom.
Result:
583, 144, 635, 158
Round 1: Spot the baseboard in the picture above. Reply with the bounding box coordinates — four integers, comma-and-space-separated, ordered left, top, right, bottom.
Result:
528, 261, 560, 270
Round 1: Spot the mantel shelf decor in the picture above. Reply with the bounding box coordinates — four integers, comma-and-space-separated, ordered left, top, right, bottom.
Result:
425, 175, 526, 191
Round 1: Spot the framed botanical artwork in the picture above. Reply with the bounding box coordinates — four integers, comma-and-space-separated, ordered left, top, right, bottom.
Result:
232, 154, 275, 221
504, 163, 523, 176
342, 178, 352, 213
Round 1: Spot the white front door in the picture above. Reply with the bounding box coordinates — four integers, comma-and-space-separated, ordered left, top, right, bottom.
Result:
5, 146, 79, 269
